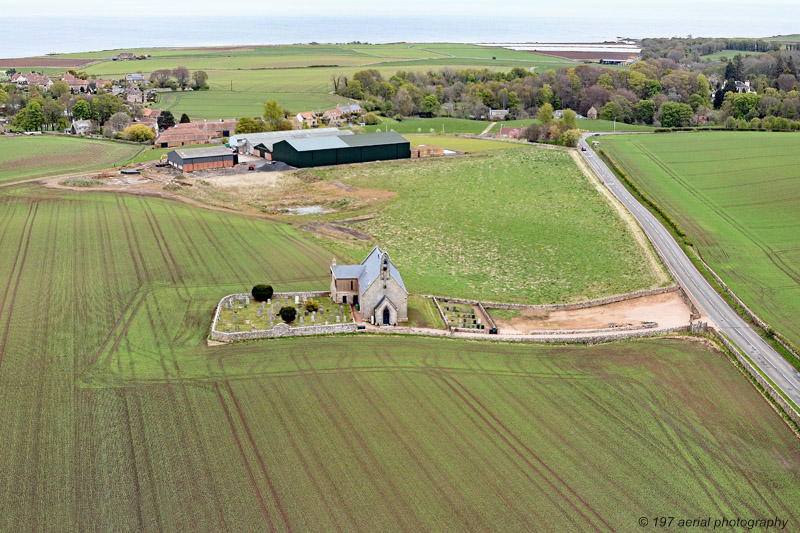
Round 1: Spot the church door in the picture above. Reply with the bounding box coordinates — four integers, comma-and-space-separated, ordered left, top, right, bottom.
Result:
382, 307, 390, 325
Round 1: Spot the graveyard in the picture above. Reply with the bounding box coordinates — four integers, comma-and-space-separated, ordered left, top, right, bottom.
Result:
215, 294, 353, 335
439, 302, 489, 331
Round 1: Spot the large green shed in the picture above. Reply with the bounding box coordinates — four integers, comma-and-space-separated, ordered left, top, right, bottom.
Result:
271, 131, 410, 168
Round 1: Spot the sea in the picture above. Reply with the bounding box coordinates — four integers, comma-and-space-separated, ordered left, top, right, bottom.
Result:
1, 13, 799, 59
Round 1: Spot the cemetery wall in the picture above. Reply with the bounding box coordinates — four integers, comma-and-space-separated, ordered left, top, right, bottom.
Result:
427, 285, 679, 312
528, 322, 658, 335
211, 292, 351, 342
212, 321, 358, 342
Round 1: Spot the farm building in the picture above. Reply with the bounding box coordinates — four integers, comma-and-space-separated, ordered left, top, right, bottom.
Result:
271, 131, 410, 168
192, 119, 238, 139
167, 146, 237, 172
330, 246, 407, 325
499, 126, 522, 138
155, 126, 210, 148
411, 145, 445, 158
228, 128, 353, 158
587, 106, 598, 120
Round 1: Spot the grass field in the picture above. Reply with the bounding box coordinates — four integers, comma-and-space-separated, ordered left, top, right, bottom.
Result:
700, 50, 765, 61
500, 118, 656, 132
314, 148, 668, 303
408, 135, 527, 152
378, 117, 492, 135
34, 43, 575, 118
0, 180, 799, 530
0, 135, 145, 184
601, 132, 800, 348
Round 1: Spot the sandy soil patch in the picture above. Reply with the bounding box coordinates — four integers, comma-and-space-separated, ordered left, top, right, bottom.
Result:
491, 291, 692, 334
0, 58, 96, 68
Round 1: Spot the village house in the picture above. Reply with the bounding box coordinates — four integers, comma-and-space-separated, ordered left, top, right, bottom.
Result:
487, 109, 509, 121
154, 125, 210, 148
587, 106, 598, 120
337, 103, 362, 117
296, 111, 319, 128
70, 120, 93, 135
735, 80, 753, 94
322, 107, 344, 126
499, 126, 522, 138
134, 117, 158, 135
12, 72, 52, 90
125, 73, 145, 84
62, 72, 89, 93
126, 87, 145, 105
330, 246, 408, 326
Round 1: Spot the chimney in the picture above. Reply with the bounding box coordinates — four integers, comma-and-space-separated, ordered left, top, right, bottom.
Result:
332, 257, 337, 267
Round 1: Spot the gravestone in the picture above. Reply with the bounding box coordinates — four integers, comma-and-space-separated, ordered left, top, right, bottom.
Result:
300, 316, 304, 325
295, 296, 300, 305
235, 325, 239, 332
251, 325, 255, 331
226, 327, 230, 333
232, 315, 237, 323
336, 315, 340, 323
245, 296, 249, 307
267, 298, 271, 306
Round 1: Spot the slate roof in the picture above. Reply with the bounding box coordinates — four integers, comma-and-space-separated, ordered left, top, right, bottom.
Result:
338, 104, 362, 114
228, 128, 352, 152
331, 246, 407, 293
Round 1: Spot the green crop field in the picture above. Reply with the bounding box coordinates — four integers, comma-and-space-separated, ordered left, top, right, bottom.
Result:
0, 135, 145, 184
40, 43, 575, 118
500, 118, 656, 132
601, 132, 800, 348
314, 148, 668, 303
0, 179, 799, 530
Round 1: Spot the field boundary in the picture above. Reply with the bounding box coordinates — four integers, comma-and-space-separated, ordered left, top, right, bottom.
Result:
712, 328, 800, 432
420, 285, 680, 312
599, 146, 800, 366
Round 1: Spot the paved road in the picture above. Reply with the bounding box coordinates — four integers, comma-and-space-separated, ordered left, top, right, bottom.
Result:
578, 133, 800, 409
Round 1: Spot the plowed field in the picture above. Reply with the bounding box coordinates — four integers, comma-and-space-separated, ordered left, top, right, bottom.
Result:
1, 182, 799, 530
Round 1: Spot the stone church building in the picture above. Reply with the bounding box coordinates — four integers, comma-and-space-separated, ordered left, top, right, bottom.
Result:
330, 246, 408, 325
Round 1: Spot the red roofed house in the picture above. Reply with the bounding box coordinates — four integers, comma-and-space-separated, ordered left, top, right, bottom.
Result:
322, 107, 344, 126
62, 72, 90, 93
499, 126, 522, 138
295, 111, 319, 128
13, 72, 52, 90
154, 126, 210, 148
188, 119, 238, 139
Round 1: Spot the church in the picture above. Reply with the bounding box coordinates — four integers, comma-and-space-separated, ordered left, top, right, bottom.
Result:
330, 246, 408, 326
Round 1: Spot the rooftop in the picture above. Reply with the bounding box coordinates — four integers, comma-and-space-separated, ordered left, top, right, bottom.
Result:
172, 146, 232, 159
331, 246, 407, 292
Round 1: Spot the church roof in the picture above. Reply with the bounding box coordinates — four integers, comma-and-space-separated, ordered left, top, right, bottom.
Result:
331, 245, 407, 292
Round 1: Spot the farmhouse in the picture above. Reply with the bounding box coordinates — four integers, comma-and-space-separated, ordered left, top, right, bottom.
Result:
499, 126, 522, 138
154, 126, 210, 148
271, 131, 410, 168
488, 109, 509, 120
338, 103, 362, 117
322, 108, 344, 126
229, 128, 353, 158
296, 111, 319, 128
587, 106, 598, 120
330, 246, 408, 325
167, 146, 237, 171
70, 120, 93, 135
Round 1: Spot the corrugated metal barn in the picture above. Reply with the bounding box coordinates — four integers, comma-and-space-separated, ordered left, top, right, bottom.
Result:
167, 146, 237, 172
271, 132, 410, 168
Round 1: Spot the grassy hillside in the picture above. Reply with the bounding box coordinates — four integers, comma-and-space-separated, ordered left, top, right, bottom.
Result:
601, 131, 800, 348
0, 183, 798, 529
314, 148, 668, 303
0, 135, 145, 184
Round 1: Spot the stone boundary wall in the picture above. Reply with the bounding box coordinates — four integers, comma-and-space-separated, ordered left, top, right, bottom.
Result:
211, 292, 349, 342
529, 322, 658, 336
431, 296, 452, 332
712, 328, 800, 428
477, 302, 497, 330
369, 324, 688, 344
421, 285, 679, 313
695, 255, 800, 359
212, 322, 357, 342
